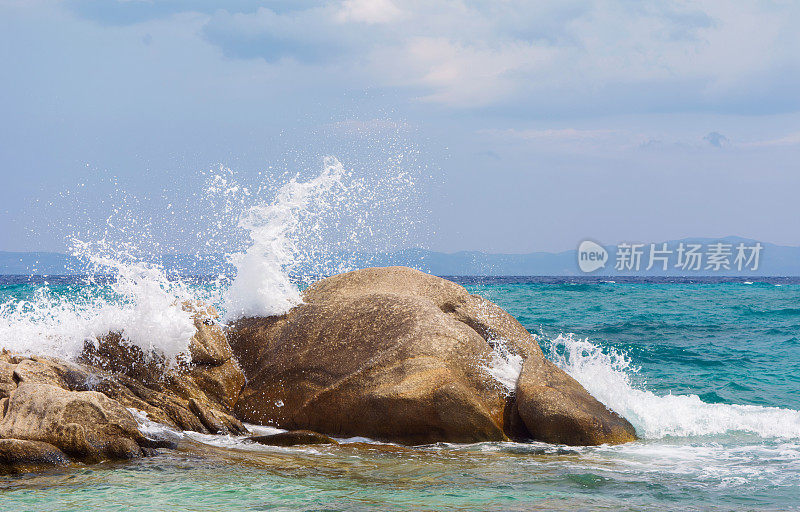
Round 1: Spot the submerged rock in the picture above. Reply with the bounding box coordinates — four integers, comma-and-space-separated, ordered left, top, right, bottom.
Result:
0, 438, 70, 474
247, 430, 339, 446
228, 266, 637, 446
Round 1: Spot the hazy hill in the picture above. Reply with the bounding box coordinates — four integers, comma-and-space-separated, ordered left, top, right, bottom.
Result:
1, 237, 798, 276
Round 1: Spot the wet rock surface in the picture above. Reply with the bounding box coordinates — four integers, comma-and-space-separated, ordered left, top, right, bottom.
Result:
247, 430, 339, 446
0, 305, 247, 473
515, 355, 638, 445
0, 438, 70, 474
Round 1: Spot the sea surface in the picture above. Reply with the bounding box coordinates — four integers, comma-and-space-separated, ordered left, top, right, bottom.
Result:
1, 276, 799, 511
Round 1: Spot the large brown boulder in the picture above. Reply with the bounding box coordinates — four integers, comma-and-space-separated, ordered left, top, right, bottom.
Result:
515, 356, 637, 445
231, 294, 508, 444
0, 383, 146, 462
228, 266, 637, 446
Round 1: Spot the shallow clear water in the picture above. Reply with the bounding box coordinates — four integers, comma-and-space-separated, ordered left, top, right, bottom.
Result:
2, 277, 799, 511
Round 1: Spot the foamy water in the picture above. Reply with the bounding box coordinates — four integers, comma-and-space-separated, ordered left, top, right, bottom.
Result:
484, 339, 524, 393
0, 245, 196, 362
548, 333, 800, 440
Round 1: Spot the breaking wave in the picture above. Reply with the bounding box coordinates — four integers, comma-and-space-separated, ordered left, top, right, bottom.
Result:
548, 334, 800, 440
0, 155, 417, 363
0, 243, 197, 362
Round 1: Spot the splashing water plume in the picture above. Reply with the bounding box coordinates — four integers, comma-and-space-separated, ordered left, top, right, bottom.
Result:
0, 154, 419, 363
222, 156, 346, 320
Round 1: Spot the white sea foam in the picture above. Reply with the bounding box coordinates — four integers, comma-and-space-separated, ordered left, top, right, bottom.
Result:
0, 242, 196, 362
548, 334, 800, 440
128, 408, 182, 440
484, 340, 524, 393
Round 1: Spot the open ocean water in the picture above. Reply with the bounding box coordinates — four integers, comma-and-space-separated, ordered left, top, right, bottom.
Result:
1, 275, 799, 511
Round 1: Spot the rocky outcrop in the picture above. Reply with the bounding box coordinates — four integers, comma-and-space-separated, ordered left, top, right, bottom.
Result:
247, 430, 339, 447
0, 383, 146, 462
1, 266, 637, 475
79, 305, 246, 435
228, 266, 637, 446
0, 304, 247, 473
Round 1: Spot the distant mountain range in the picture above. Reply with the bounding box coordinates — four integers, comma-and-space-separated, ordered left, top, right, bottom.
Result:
2, 237, 798, 276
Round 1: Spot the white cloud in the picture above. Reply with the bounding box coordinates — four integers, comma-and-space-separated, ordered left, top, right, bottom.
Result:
373, 2, 796, 111
336, 0, 403, 24
370, 37, 556, 107
58, 0, 800, 113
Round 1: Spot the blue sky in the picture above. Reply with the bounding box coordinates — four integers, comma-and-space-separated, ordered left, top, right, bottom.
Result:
1, 0, 799, 253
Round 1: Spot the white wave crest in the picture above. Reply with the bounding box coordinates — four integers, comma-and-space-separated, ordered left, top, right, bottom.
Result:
0, 241, 197, 363
548, 334, 800, 440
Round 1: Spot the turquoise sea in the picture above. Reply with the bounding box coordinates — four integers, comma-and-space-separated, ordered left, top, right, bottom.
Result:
1, 276, 799, 511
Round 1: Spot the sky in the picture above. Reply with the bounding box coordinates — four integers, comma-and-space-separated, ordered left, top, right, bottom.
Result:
1, 0, 799, 254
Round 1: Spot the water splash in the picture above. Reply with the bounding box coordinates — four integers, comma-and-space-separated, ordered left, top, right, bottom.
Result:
547, 334, 800, 440
72, 240, 198, 362
484, 339, 524, 393
0, 241, 197, 363
222, 156, 346, 320
1, 152, 422, 360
